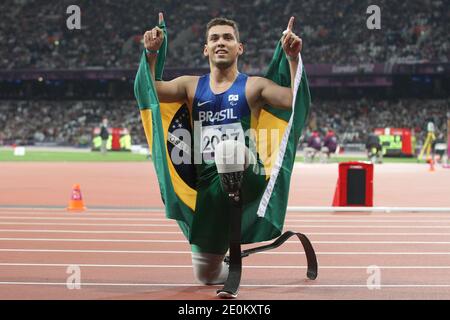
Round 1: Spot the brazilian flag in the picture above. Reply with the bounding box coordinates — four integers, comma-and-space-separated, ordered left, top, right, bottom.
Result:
134, 20, 311, 254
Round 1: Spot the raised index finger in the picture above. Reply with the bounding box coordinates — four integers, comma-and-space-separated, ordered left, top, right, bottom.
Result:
287, 16, 294, 31
158, 12, 164, 24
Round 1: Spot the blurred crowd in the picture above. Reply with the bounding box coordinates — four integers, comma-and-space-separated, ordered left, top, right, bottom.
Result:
1, 99, 447, 147
1, 0, 448, 72
306, 98, 449, 145
0, 100, 146, 146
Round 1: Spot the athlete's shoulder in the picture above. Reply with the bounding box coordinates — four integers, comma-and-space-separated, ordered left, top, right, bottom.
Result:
176, 75, 200, 91
177, 75, 200, 82
246, 76, 270, 89
247, 75, 267, 82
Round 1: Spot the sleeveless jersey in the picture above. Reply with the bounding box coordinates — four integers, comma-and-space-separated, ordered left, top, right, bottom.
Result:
192, 73, 252, 176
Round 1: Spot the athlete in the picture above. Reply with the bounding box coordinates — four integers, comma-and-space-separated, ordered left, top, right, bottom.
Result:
320, 129, 338, 163
143, 13, 303, 285
366, 132, 383, 164
303, 130, 322, 163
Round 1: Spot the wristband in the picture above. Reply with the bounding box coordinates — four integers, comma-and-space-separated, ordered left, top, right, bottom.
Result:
145, 48, 159, 55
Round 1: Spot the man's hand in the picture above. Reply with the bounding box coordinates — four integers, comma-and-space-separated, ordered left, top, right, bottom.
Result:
143, 12, 165, 53
281, 17, 302, 61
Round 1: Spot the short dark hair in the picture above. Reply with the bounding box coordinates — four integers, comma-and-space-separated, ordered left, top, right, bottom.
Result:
205, 18, 240, 42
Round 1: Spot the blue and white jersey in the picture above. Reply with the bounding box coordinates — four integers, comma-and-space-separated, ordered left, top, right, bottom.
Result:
192, 73, 250, 157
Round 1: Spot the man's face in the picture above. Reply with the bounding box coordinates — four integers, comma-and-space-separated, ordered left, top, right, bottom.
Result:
204, 25, 243, 69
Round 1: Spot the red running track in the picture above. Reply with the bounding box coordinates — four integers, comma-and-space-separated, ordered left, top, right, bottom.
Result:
1, 162, 450, 299
0, 208, 450, 300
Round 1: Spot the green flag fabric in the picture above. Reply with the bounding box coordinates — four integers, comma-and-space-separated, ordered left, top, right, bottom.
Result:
134, 21, 311, 254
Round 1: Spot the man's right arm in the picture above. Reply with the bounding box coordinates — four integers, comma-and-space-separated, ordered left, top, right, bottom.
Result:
144, 12, 189, 104
146, 53, 190, 103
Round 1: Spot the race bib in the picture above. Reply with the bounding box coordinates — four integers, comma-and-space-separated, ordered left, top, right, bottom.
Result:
201, 122, 245, 154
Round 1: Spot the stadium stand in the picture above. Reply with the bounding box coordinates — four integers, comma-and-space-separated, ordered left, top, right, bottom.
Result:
0, 0, 448, 150
0, 0, 448, 70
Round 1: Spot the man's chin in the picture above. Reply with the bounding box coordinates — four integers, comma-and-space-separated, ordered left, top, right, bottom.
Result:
212, 59, 234, 69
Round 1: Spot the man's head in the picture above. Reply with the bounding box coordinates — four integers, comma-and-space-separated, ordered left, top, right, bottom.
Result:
204, 18, 243, 69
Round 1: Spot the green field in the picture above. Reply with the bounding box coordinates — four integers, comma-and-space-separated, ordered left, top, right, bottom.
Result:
0, 150, 150, 162
294, 156, 427, 163
0, 149, 427, 163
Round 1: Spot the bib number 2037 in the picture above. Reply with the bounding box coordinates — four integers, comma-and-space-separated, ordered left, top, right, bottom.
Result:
201, 123, 245, 154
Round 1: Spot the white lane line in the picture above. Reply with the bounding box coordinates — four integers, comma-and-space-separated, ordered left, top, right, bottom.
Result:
1, 238, 450, 245
0, 229, 449, 236
3, 206, 450, 213
287, 225, 450, 229
0, 222, 178, 227
286, 214, 450, 218
0, 212, 162, 216
288, 206, 450, 213
0, 217, 168, 221
0, 207, 165, 213
0, 248, 449, 255
1, 222, 450, 228
3, 212, 450, 219
0, 282, 450, 288
1, 216, 450, 223
285, 220, 450, 223
0, 237, 188, 243
0, 229, 182, 234
1, 263, 450, 269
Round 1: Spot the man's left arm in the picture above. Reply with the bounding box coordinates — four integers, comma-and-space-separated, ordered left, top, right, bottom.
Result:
258, 16, 302, 110
281, 16, 302, 95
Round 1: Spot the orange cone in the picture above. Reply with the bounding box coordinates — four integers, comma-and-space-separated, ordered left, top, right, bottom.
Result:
428, 158, 435, 172
67, 184, 86, 212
